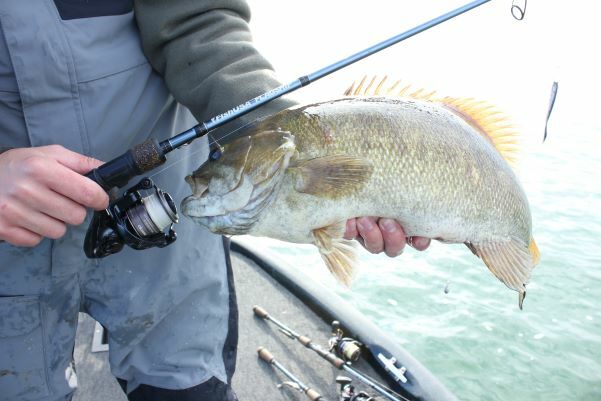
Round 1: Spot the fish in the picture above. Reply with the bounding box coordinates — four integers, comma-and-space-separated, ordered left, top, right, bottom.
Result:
182, 77, 540, 308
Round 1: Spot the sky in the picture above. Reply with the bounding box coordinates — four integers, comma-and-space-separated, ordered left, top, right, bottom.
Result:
248, 0, 601, 148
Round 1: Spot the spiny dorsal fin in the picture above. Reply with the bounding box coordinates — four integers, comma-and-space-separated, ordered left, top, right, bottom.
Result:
313, 222, 358, 287
344, 76, 438, 100
344, 75, 519, 166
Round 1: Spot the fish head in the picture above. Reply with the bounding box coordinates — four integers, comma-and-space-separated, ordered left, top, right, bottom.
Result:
181, 130, 296, 235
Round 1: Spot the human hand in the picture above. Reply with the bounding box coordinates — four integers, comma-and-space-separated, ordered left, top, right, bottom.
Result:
0, 145, 109, 247
344, 217, 430, 257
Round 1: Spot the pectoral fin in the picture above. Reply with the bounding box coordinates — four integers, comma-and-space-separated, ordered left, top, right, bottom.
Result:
466, 237, 539, 309
313, 222, 358, 287
292, 155, 372, 199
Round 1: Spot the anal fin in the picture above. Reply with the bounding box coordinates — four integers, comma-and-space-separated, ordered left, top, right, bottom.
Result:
466, 237, 536, 309
313, 222, 358, 287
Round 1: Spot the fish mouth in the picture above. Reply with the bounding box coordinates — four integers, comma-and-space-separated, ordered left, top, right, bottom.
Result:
181, 135, 296, 234
181, 170, 285, 235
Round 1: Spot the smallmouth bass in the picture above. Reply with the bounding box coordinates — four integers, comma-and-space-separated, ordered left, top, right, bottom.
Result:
182, 79, 540, 308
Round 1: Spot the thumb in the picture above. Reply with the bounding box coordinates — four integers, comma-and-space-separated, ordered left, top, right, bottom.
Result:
46, 145, 104, 174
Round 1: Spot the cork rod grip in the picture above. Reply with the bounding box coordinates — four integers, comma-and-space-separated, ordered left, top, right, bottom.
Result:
253, 305, 269, 319
306, 388, 322, 401
257, 347, 274, 363
298, 335, 312, 346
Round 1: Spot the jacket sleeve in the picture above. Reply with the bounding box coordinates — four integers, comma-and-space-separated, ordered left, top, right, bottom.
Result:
133, 0, 297, 142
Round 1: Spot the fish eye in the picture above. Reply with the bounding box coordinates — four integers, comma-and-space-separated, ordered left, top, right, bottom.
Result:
209, 144, 223, 161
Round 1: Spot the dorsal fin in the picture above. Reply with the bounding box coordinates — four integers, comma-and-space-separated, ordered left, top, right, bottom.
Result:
344, 75, 519, 166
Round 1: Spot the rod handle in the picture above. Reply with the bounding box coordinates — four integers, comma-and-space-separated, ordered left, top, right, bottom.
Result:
257, 346, 274, 363
253, 305, 269, 319
85, 139, 165, 191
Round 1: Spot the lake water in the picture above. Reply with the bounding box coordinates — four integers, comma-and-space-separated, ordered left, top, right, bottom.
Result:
246, 1, 601, 400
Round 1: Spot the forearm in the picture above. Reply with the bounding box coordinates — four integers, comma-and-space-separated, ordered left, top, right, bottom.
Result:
133, 0, 296, 142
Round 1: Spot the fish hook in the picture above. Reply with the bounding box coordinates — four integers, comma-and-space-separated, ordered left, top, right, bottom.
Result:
511, 0, 527, 20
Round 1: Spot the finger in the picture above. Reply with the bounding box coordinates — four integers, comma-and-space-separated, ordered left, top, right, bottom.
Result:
43, 163, 109, 210
378, 218, 407, 257
409, 236, 431, 251
20, 211, 67, 240
46, 145, 104, 174
5, 199, 66, 239
22, 187, 87, 226
1, 226, 42, 247
356, 216, 383, 254
344, 219, 358, 240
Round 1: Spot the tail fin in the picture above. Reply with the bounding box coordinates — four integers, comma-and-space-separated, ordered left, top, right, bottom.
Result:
466, 236, 538, 309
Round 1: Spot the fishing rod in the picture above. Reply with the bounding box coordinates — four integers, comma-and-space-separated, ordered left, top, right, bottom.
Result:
83, 0, 495, 258
253, 305, 408, 401
258, 347, 330, 401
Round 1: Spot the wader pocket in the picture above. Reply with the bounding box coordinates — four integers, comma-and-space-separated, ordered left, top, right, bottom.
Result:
0, 295, 49, 400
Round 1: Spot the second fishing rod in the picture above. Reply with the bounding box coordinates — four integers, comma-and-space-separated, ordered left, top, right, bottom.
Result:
253, 305, 408, 401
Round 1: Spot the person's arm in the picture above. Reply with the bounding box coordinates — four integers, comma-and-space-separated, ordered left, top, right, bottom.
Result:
133, 0, 296, 141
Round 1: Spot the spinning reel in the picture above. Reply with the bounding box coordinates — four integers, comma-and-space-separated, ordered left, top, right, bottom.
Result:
84, 177, 178, 258
330, 321, 363, 363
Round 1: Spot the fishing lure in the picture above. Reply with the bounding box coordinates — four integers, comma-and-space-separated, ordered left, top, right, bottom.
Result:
544, 81, 559, 142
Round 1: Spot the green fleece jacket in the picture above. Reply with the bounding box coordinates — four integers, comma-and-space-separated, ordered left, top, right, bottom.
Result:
133, 0, 297, 142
